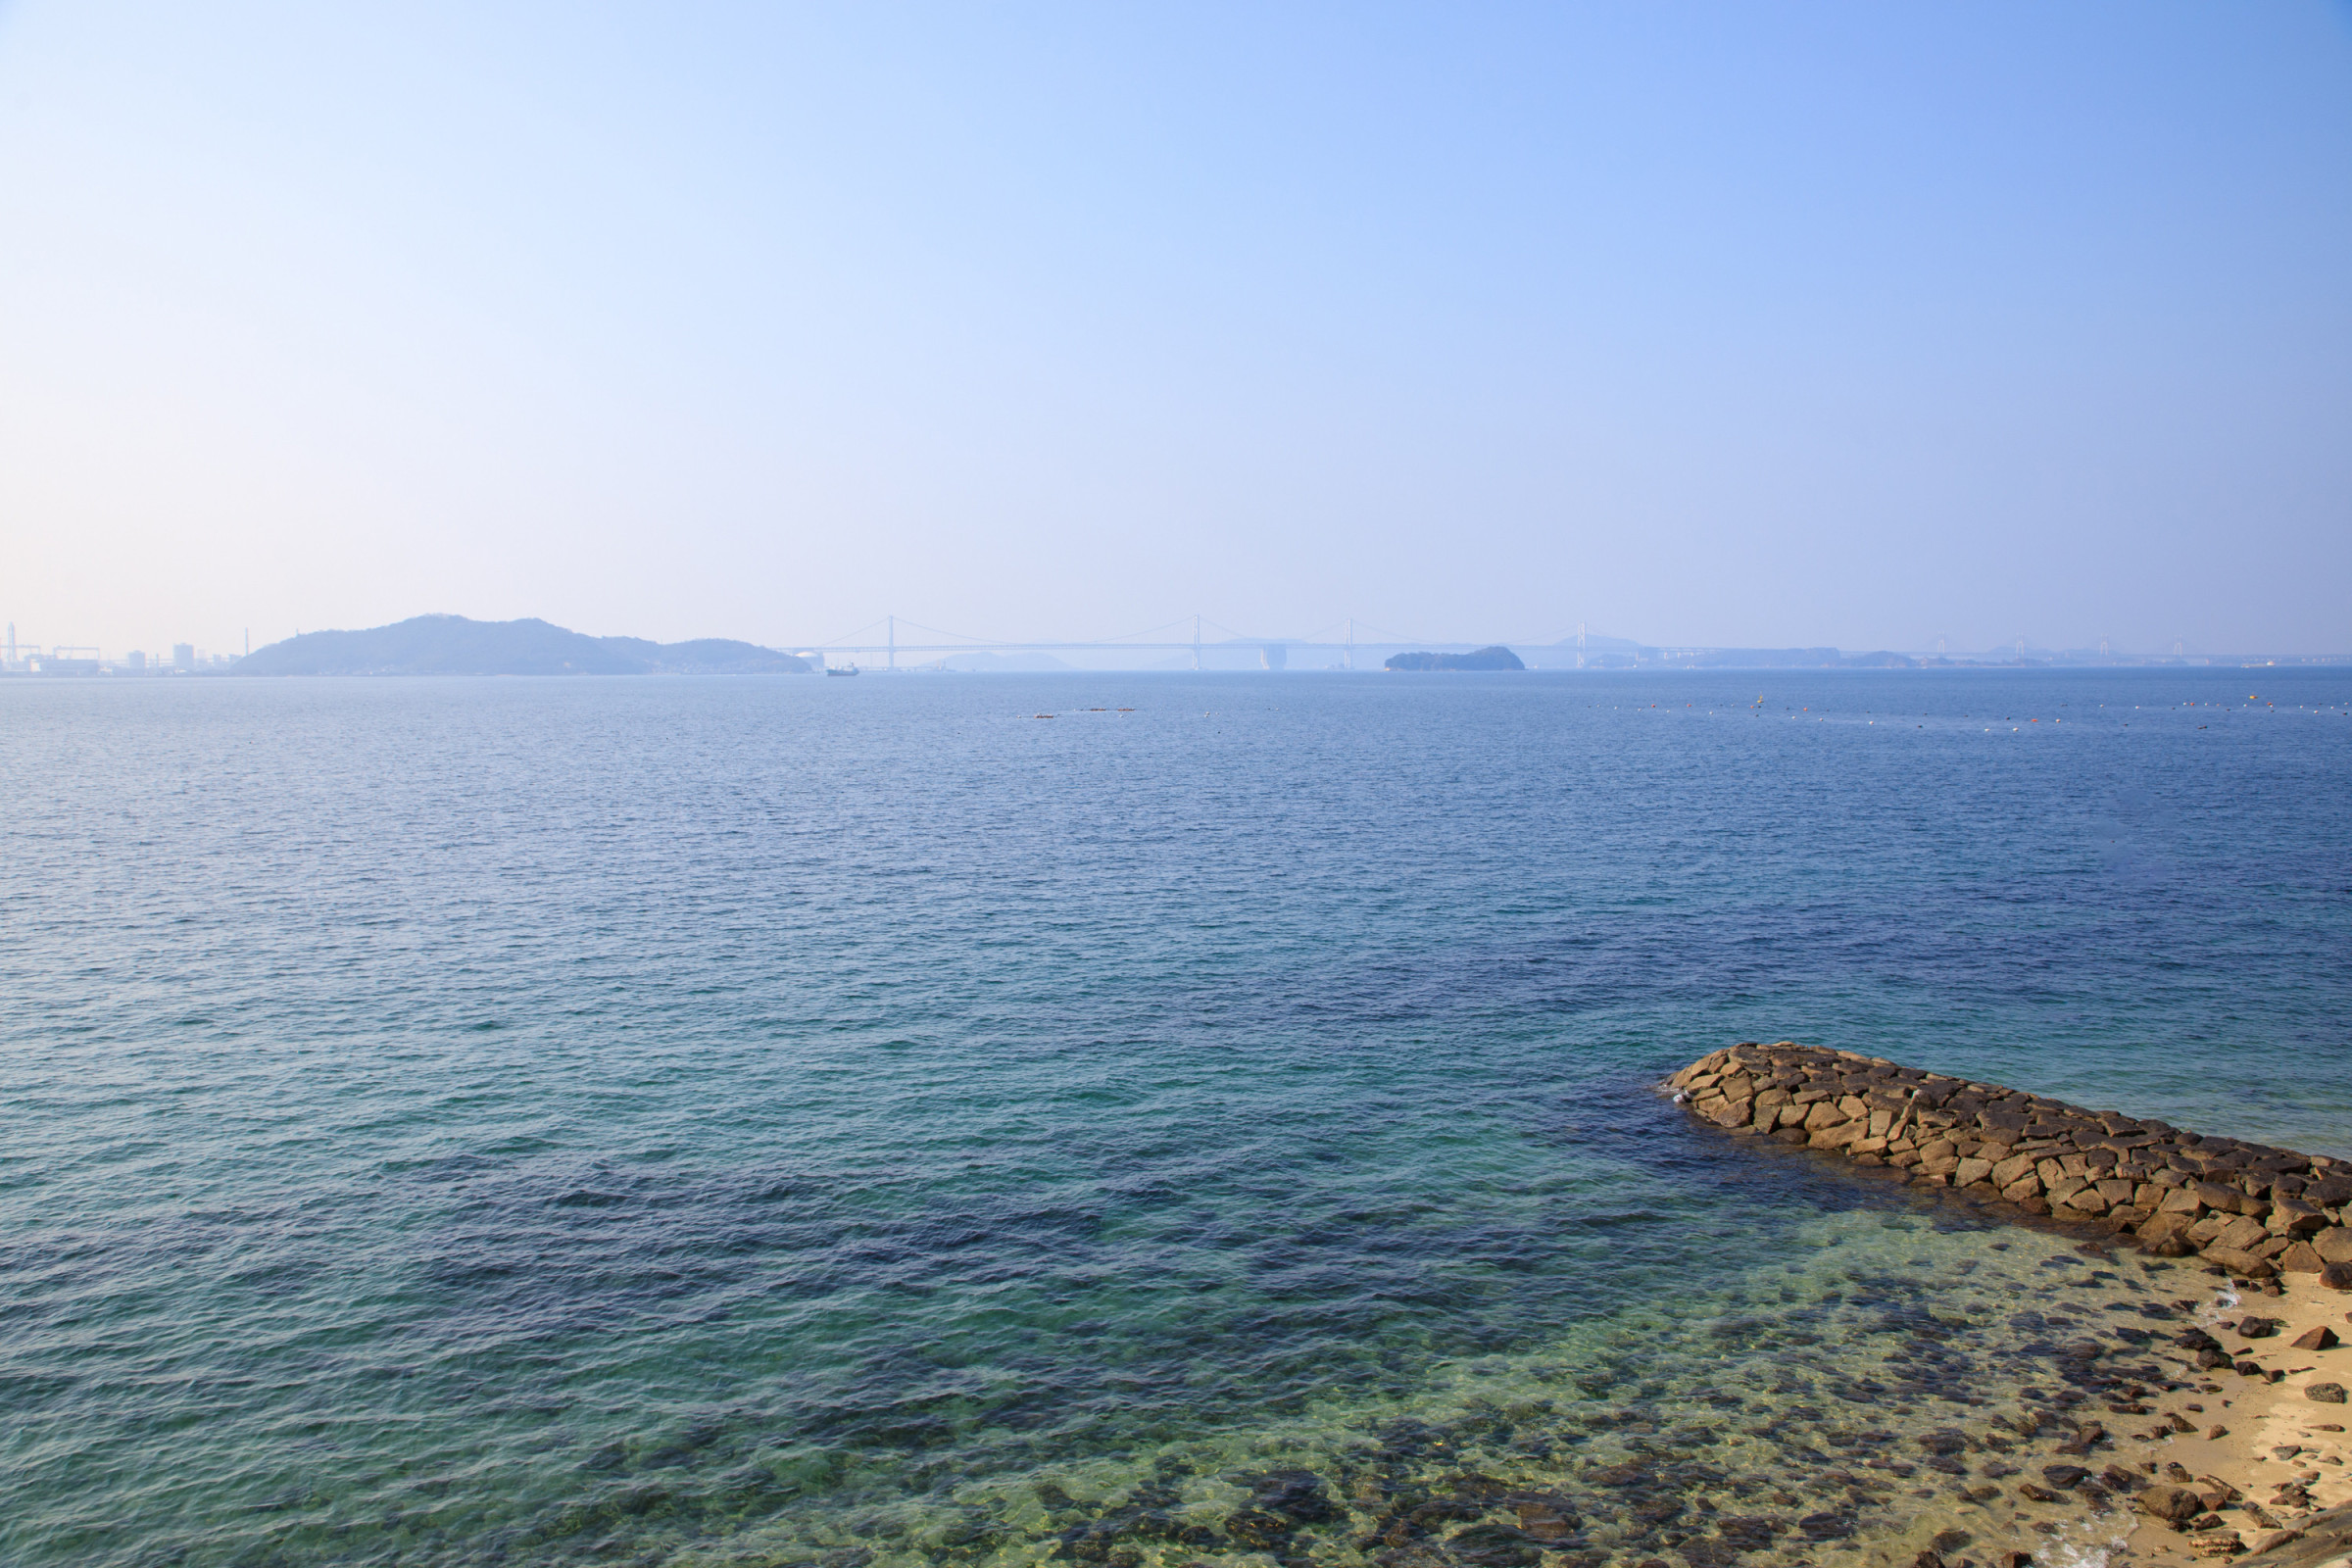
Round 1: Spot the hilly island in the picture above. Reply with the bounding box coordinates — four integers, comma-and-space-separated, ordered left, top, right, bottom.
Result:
233, 614, 814, 676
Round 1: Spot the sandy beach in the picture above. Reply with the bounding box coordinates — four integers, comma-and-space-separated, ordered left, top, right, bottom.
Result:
2120, 1272, 2352, 1564
1673, 1043, 2352, 1568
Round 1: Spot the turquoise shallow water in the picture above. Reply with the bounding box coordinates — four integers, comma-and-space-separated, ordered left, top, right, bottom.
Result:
3, 668, 2348, 1567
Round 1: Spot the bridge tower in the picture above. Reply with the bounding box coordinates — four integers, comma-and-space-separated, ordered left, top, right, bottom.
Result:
1193, 615, 1201, 671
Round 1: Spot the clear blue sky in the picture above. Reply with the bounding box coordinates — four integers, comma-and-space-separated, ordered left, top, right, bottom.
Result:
2, 1, 2347, 657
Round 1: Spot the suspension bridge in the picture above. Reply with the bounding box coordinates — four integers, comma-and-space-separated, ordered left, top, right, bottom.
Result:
804, 614, 1570, 670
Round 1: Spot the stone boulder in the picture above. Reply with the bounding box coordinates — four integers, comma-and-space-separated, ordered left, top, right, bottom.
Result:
2212, 1217, 2274, 1253
2270, 1198, 2328, 1235
2139, 1485, 2206, 1524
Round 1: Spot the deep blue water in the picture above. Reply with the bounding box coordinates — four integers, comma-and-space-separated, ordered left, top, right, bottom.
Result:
3, 668, 2348, 1568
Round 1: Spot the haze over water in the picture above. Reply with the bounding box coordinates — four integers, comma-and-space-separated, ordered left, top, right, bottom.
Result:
4, 668, 2349, 1567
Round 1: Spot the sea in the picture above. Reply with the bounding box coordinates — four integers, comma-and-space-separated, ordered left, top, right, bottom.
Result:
3, 667, 2348, 1568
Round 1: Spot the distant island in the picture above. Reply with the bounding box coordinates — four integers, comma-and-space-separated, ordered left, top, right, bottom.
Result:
234, 615, 814, 676
1384, 646, 1526, 671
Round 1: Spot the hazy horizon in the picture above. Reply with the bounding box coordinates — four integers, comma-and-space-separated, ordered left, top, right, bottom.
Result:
16, 606, 2341, 673
4, 2, 2348, 658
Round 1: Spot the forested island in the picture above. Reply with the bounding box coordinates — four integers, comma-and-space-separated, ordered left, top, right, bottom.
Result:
234, 615, 813, 676
1383, 646, 1526, 671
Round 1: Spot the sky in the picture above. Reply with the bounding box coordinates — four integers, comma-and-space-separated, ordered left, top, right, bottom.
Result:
2, 2, 2348, 660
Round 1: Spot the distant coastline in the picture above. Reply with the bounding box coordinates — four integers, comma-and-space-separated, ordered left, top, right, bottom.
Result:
230, 614, 816, 677
9, 617, 2351, 678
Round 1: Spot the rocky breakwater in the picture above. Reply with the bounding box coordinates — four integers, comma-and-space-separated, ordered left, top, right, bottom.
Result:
1667, 1044, 2352, 1289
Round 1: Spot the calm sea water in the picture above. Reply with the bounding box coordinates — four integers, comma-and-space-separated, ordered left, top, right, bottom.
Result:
4, 668, 2349, 1568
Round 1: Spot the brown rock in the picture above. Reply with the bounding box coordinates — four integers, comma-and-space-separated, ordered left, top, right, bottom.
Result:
1997, 1553, 2033, 1568
2290, 1326, 2339, 1351
1993, 1152, 2039, 1187
2054, 1421, 2105, 1456
2279, 1242, 2327, 1273
2316, 1229, 2352, 1265
2141, 1485, 2205, 1523
2308, 1382, 2348, 1403
1956, 1157, 1994, 1187
2192, 1214, 2237, 1246
2271, 1198, 2328, 1234
2239, 1315, 2283, 1340
2216, 1217, 2275, 1252
2322, 1261, 2352, 1291
2206, 1248, 2278, 1279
